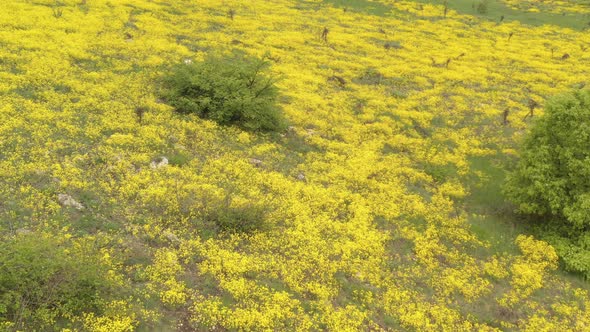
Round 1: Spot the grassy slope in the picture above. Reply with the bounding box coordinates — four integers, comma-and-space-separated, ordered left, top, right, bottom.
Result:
411, 0, 590, 30
1, 0, 590, 330
322, 0, 590, 30
322, 0, 590, 282
327, 0, 590, 317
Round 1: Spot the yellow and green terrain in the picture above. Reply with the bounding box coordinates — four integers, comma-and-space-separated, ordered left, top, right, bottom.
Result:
1, 0, 590, 330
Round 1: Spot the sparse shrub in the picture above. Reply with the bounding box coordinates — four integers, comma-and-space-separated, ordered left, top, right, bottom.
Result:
167, 152, 191, 166
476, 0, 489, 14
389, 88, 408, 99
353, 67, 385, 85
214, 204, 267, 234
209, 198, 267, 234
383, 41, 403, 50
162, 52, 286, 132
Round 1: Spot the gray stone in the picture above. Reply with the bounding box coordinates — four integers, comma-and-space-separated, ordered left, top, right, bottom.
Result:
150, 156, 169, 169
58, 193, 84, 210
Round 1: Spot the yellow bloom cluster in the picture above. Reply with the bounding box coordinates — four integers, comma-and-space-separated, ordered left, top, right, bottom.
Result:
1, 0, 589, 330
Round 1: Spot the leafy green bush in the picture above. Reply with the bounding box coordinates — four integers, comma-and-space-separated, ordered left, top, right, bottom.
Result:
504, 90, 590, 229
162, 52, 286, 132
504, 89, 590, 277
544, 232, 590, 279
0, 233, 124, 330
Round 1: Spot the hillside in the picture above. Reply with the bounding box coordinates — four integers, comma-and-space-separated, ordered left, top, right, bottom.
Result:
1, 0, 590, 330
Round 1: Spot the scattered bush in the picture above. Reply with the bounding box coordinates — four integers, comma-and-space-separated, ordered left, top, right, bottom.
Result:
162, 52, 286, 132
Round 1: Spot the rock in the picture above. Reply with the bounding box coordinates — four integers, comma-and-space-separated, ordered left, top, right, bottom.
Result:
150, 156, 169, 169
164, 231, 180, 243
249, 158, 263, 167
16, 228, 32, 235
58, 194, 84, 210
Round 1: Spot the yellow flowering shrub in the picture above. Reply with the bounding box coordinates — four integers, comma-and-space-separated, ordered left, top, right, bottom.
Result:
501, 236, 559, 306
145, 249, 188, 306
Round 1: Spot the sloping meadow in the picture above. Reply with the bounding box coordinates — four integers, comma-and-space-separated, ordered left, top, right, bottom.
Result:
1, 0, 589, 330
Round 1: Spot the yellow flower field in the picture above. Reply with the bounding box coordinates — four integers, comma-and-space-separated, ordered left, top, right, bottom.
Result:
1, 0, 589, 330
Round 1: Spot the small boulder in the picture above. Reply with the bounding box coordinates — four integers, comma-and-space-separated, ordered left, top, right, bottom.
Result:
249, 158, 263, 167
164, 230, 180, 243
58, 194, 84, 210
16, 228, 32, 235
150, 156, 169, 169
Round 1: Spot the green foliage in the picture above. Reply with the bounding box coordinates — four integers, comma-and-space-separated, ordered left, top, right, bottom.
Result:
353, 67, 385, 85
213, 203, 267, 234
504, 89, 590, 277
476, 1, 489, 14
0, 233, 123, 330
162, 53, 286, 132
504, 90, 590, 229
545, 232, 590, 279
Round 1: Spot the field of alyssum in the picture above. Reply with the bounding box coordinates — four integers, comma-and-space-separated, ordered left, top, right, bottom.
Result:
1, 0, 590, 331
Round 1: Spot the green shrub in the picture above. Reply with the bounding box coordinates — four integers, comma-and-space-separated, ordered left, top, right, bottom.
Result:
504, 90, 590, 229
162, 52, 286, 132
504, 89, 590, 276
353, 67, 385, 85
213, 204, 267, 234
476, 1, 489, 14
0, 233, 124, 330
545, 232, 590, 279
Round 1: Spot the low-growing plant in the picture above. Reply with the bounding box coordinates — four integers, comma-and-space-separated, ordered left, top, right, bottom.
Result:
353, 67, 385, 85
0, 233, 126, 330
162, 52, 286, 132
213, 203, 267, 234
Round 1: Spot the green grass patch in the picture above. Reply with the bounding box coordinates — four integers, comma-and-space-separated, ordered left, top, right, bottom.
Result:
297, 0, 392, 16
410, 0, 590, 30
324, 0, 392, 15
